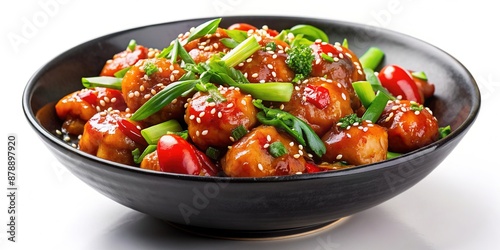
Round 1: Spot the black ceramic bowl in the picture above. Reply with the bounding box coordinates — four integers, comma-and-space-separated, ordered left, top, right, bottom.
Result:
23, 16, 480, 238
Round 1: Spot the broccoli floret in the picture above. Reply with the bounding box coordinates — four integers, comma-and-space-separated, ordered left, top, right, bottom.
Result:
285, 44, 314, 82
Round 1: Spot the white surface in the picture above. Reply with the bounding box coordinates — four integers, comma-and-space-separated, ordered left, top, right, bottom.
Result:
2, 0, 499, 249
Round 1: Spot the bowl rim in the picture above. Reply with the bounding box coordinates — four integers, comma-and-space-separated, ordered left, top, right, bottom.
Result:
22, 15, 481, 183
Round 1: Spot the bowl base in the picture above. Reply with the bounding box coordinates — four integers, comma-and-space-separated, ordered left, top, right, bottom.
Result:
167, 218, 347, 240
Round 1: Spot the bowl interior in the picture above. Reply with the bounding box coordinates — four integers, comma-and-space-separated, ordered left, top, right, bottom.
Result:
22, 16, 480, 234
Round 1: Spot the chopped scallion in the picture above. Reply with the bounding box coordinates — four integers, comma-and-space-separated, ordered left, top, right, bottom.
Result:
268, 141, 288, 158
141, 120, 183, 145
231, 125, 248, 141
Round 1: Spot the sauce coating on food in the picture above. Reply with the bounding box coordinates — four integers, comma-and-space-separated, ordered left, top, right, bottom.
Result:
54, 19, 445, 177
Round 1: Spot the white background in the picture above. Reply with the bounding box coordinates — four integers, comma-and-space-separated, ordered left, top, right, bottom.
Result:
2, 0, 499, 249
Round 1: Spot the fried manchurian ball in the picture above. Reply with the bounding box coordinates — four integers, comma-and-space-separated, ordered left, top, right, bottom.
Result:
55, 87, 127, 135
221, 125, 307, 177
377, 99, 439, 153
79, 111, 145, 166
235, 38, 295, 83
182, 28, 232, 64
321, 120, 388, 166
280, 77, 353, 137
184, 86, 258, 151
309, 41, 365, 112
121, 57, 187, 126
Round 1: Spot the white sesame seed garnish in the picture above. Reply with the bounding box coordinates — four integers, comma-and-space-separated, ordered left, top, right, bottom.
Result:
189, 115, 195, 120
218, 112, 222, 118
336, 154, 343, 160
289, 141, 294, 147
341, 93, 347, 100
293, 154, 301, 159
201, 130, 208, 136
258, 163, 264, 171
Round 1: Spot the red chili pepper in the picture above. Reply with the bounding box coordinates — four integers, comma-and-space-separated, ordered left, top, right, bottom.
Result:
157, 134, 217, 176
77, 89, 98, 106
303, 84, 330, 109
117, 118, 148, 146
227, 23, 279, 37
378, 65, 424, 104
310, 41, 340, 59
305, 162, 322, 173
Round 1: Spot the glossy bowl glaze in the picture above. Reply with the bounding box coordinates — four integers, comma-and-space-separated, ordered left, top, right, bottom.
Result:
23, 16, 480, 238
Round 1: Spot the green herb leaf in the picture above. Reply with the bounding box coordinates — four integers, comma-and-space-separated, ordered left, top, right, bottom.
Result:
253, 99, 326, 157
268, 141, 288, 158
131, 80, 198, 121
186, 18, 222, 43
337, 114, 363, 129
143, 62, 159, 76
113, 66, 131, 78
82, 76, 122, 90
127, 39, 137, 51
411, 71, 428, 81
439, 125, 452, 138
231, 125, 248, 141
289, 24, 329, 43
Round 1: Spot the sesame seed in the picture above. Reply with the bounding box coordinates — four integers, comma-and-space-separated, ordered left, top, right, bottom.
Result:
289, 141, 294, 147
196, 117, 201, 123
229, 136, 235, 142
346, 133, 352, 138
128, 92, 134, 98
218, 112, 222, 118
293, 154, 301, 159
341, 93, 347, 100
189, 115, 195, 120
196, 130, 200, 136
241, 99, 247, 105
252, 73, 259, 78
199, 111, 206, 117
258, 163, 264, 171
202, 130, 208, 135
336, 154, 343, 160
266, 135, 271, 142
363, 127, 369, 132
170, 75, 175, 82
264, 143, 270, 148
99, 100, 106, 106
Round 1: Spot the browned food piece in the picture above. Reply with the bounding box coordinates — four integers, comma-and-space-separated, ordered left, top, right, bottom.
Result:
140, 150, 161, 171
221, 126, 307, 177
121, 57, 187, 125
235, 38, 294, 83
100, 44, 149, 77
55, 87, 127, 135
321, 120, 388, 166
310, 42, 365, 112
184, 86, 258, 151
377, 99, 439, 153
281, 77, 353, 137
183, 28, 232, 64
79, 111, 145, 166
